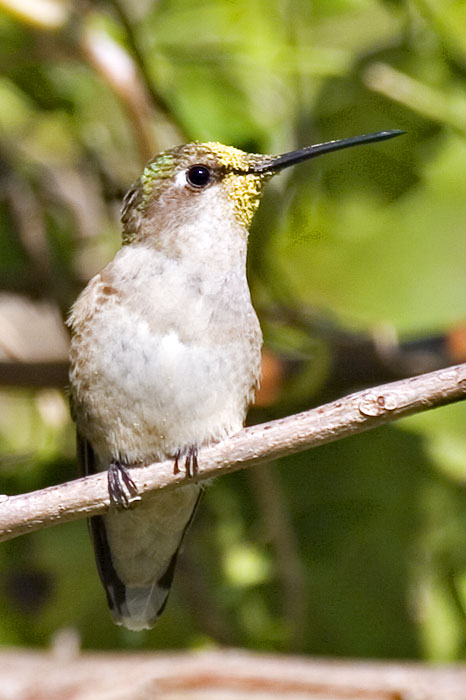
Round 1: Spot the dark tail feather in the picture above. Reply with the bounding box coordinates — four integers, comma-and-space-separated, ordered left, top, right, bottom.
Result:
89, 514, 128, 619
77, 433, 128, 621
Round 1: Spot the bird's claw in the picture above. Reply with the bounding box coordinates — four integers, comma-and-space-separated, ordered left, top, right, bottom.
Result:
174, 445, 198, 478
108, 460, 140, 508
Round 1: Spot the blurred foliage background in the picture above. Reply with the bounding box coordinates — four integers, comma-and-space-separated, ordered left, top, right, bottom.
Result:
1, 0, 466, 660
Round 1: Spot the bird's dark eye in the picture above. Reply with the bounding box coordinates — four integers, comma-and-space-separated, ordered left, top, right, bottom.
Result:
186, 165, 212, 188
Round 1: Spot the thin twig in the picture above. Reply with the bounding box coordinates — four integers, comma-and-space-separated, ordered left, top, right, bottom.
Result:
79, 25, 157, 162
1, 363, 466, 542
108, 0, 185, 133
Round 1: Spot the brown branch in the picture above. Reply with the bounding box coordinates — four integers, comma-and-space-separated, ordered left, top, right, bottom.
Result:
0, 361, 69, 388
1, 363, 466, 543
2, 320, 466, 392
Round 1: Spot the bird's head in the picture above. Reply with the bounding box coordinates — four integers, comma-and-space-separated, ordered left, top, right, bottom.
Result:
121, 131, 403, 247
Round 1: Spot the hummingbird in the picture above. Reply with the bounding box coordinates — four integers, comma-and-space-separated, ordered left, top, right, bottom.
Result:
68, 129, 403, 631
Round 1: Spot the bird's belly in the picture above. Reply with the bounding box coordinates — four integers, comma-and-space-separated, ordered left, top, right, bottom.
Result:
73, 316, 260, 464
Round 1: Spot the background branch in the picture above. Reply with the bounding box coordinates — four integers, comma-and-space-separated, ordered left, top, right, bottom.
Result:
1, 363, 465, 543
107, 0, 185, 133
2, 647, 466, 700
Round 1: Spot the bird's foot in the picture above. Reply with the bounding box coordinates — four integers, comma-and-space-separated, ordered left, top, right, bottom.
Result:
174, 445, 199, 479
108, 460, 140, 508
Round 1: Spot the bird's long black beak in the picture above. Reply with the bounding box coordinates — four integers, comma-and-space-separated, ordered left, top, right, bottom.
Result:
253, 130, 404, 174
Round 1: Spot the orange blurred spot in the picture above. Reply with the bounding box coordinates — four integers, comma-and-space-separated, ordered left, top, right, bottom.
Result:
255, 349, 285, 406
447, 324, 466, 363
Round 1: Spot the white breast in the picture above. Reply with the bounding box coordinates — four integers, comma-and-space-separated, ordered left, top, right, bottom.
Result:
69, 243, 262, 465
